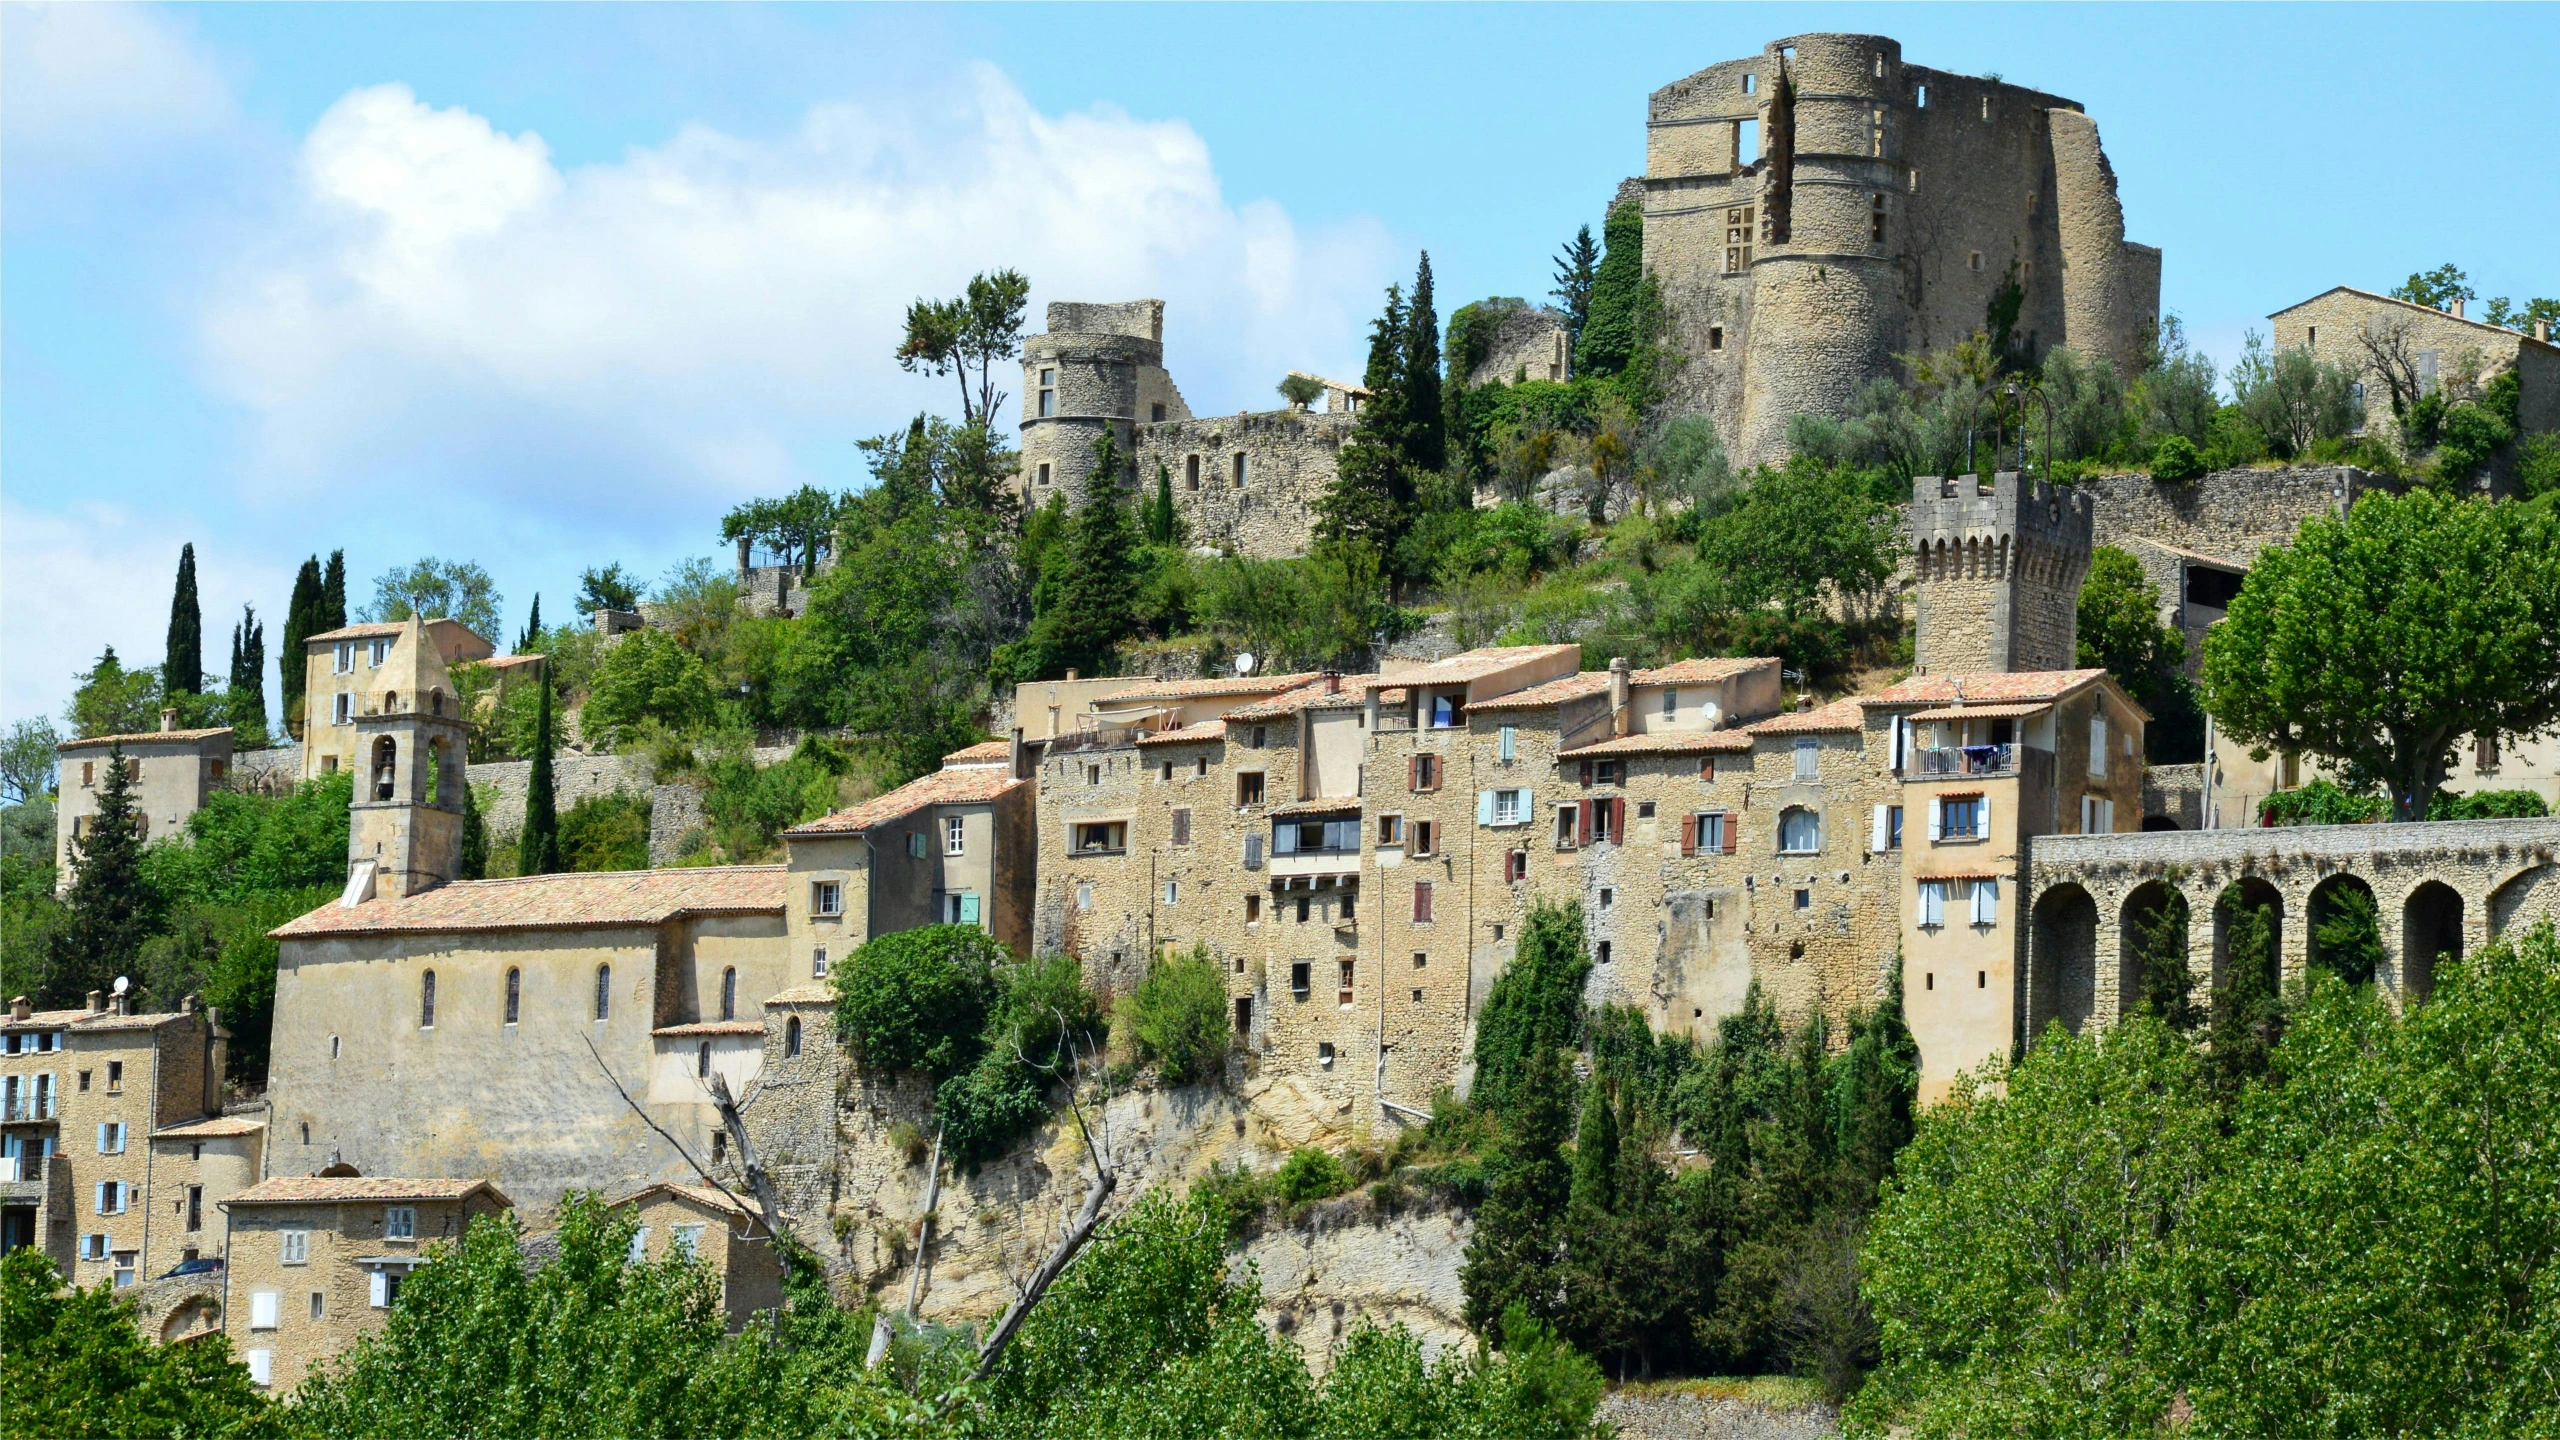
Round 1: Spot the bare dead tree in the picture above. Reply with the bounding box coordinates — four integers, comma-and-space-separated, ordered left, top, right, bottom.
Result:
970, 1014, 1118, 1382
2354, 315, 2426, 423
583, 1032, 812, 1283
866, 1122, 945, 1369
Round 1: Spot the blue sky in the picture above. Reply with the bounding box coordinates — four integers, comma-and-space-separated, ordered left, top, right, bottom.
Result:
5, 3, 2555, 733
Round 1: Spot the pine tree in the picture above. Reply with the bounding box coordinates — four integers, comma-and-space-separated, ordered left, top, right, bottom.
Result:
1577, 198, 1646, 377
1551, 225, 1600, 341
164, 544, 202, 695
321, 550, 347, 630
1403, 252, 1445, 475
517, 673, 562, 876
52, 743, 156, 1003
1313, 285, 1414, 565
281, 556, 324, 740
516, 595, 542, 655
1462, 1038, 1574, 1338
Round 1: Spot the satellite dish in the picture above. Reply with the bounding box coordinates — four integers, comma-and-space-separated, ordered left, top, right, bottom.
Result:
112, 976, 130, 995
1235, 652, 1256, 676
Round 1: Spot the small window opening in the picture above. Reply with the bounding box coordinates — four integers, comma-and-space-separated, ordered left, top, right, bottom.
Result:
1709, 326, 1725, 351
1186, 455, 1200, 490
1742, 71, 1756, 94
504, 968, 520, 1025
1871, 194, 1887, 243
1734, 118, 1759, 168
1916, 83, 1928, 108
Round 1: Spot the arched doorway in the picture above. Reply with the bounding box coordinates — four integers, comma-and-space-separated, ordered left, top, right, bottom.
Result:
2307, 874, 2383, 985
2028, 883, 2097, 1040
2401, 881, 2463, 1004
2212, 878, 2283, 1002
2119, 881, 2195, 1026
2489, 864, 2558, 939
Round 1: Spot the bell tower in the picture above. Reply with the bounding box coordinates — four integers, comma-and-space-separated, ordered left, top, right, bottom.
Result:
346, 618, 469, 900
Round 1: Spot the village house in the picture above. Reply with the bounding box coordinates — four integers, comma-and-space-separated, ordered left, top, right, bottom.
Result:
52, 713, 234, 889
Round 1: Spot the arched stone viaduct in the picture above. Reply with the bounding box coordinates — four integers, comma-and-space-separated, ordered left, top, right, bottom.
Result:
2020, 817, 2560, 1043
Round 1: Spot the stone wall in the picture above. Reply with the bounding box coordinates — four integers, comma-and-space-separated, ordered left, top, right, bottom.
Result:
1465, 304, 1573, 388
464, 749, 791, 866
1136, 408, 1354, 561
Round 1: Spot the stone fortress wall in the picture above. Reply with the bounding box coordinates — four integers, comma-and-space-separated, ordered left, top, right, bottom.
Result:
1642, 33, 2159, 469
1465, 303, 1574, 388
1909, 472, 2093, 676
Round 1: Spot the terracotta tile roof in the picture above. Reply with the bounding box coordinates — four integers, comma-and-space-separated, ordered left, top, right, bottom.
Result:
3, 1008, 95, 1029
762, 984, 836, 1005
1096, 673, 1319, 705
1638, 657, 1778, 686
1223, 677, 1360, 721
154, 1116, 264, 1139
1744, 699, 1870, 735
1268, 797, 1364, 817
227, 1176, 508, 1206
58, 728, 231, 751
2272, 286, 2560, 351
1136, 720, 1227, 747
651, 1021, 766, 1038
616, 1181, 760, 1222
304, 621, 410, 642
941, 740, 1011, 764
783, 767, 1024, 836
66, 1011, 195, 1033
271, 867, 788, 939
477, 654, 547, 670
1864, 670, 2111, 707
1904, 702, 2055, 723
1385, 644, 1582, 686
1562, 729, 1757, 757
1468, 673, 1612, 712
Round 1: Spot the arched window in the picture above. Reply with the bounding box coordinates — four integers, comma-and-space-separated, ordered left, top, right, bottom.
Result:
785, 1017, 802, 1058
594, 965, 611, 1022
420, 970, 436, 1029
423, 738, 444, 806
696, 1041, 711, 1078
504, 968, 521, 1025
720, 967, 738, 1021
1779, 807, 1822, 854
431, 690, 445, 716
371, 737, 398, 802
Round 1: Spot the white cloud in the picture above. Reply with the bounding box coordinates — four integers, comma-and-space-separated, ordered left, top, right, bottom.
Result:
200, 67, 1399, 524
0, 3, 238, 176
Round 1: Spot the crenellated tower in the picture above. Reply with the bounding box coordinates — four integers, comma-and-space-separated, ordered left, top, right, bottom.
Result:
1910, 471, 2094, 674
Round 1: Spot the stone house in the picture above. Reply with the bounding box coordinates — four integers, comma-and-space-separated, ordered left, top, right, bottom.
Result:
778, 742, 1037, 965
296, 618, 494, 782
218, 1175, 509, 1391
612, 1180, 783, 1330
53, 716, 234, 889
2268, 286, 2560, 441
0, 993, 247, 1288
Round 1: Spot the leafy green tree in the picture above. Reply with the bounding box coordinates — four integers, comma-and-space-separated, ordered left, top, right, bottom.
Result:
2149, 433, 2207, 482
1575, 199, 1644, 377
364, 557, 504, 641
721, 485, 846, 574
2178, 926, 2560, 1437
834, 924, 1005, 1078
1550, 225, 1599, 342
517, 672, 562, 876
1, 1246, 284, 1439
164, 542, 203, 695
50, 743, 155, 1003
558, 791, 652, 873
2309, 882, 2385, 986
1123, 945, 1229, 1084
2228, 331, 2360, 459
1468, 900, 1590, 1116
576, 563, 643, 614
896, 269, 1031, 428
581, 630, 720, 749
1694, 458, 1894, 620
2208, 890, 2283, 1097
1461, 1039, 1574, 1339
1, 718, 60, 805
1851, 1015, 2217, 1437
2390, 262, 2475, 313
280, 554, 325, 739
2200, 489, 2560, 820
1271, 1147, 1354, 1206
1277, 373, 1325, 410
67, 646, 162, 739
2076, 546, 2205, 762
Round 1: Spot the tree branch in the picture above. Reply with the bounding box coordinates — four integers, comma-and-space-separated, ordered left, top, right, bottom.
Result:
866, 1121, 945, 1369
970, 1012, 1118, 1382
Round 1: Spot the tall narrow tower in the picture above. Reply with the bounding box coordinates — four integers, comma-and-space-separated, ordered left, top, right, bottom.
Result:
1910, 471, 2094, 675
346, 618, 469, 900
1016, 301, 1166, 507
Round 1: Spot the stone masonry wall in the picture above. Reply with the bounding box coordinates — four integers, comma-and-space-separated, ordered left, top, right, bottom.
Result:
1136, 409, 1353, 562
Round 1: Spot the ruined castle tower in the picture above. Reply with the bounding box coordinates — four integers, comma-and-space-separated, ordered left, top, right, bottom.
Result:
1910, 471, 2094, 675
1640, 34, 2160, 468
346, 618, 468, 899
1016, 301, 1190, 507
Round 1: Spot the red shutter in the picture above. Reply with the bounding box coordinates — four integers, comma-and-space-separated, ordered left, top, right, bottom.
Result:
1576, 800, 1593, 846
1407, 755, 1419, 791
1681, 815, 1698, 856
1721, 812, 1738, 853
1413, 881, 1434, 923
1610, 798, 1626, 842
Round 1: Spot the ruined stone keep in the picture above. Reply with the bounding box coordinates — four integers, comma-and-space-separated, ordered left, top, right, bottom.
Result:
1643, 33, 2161, 467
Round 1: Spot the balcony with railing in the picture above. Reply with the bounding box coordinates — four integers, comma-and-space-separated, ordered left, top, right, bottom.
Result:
2, 1096, 59, 1123
1913, 744, 2018, 778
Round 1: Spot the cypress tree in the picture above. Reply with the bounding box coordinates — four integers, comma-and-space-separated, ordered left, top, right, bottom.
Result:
234, 604, 268, 737
52, 743, 156, 1003
228, 621, 245, 697
1551, 225, 1600, 341
1569, 1074, 1619, 1216
517, 672, 562, 876
2133, 892, 2200, 1031
1461, 1037, 1573, 1339
165, 544, 202, 695
460, 781, 489, 881
321, 550, 347, 630
1022, 428, 1141, 679
515, 595, 542, 655
1576, 198, 1646, 377
1145, 462, 1181, 546
1312, 284, 1414, 564
1403, 253, 1445, 475
281, 556, 324, 740
2207, 892, 2282, 1096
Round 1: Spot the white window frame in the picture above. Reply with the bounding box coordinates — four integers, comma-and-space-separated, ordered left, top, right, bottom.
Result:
812, 946, 828, 978
673, 1223, 705, 1259
384, 1206, 417, 1240
811, 880, 842, 917
280, 1230, 310, 1265
1917, 879, 1947, 928
2089, 715, 2109, 778
96, 1122, 125, 1154
1493, 789, 1523, 826
334, 641, 355, 675
944, 815, 966, 856
628, 1226, 650, 1265
369, 637, 391, 667
1970, 877, 2000, 927
333, 692, 353, 726
1778, 807, 1822, 855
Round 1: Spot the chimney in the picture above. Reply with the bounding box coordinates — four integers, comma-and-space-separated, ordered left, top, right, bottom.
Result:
86, 990, 104, 1014
2538, 319, 2552, 344
1608, 657, 1632, 737
160, 707, 178, 733
9, 996, 29, 1022
1323, 671, 1341, 694
2452, 297, 2466, 320
1009, 726, 1029, 781
181, 993, 198, 1015
1065, 668, 1079, 682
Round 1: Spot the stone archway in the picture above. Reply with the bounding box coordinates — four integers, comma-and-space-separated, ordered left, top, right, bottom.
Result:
2489, 864, 2559, 939
2212, 877, 2283, 1000
2028, 883, 2098, 1041
2306, 873, 2383, 986
2118, 880, 2193, 1022
2401, 881, 2464, 1004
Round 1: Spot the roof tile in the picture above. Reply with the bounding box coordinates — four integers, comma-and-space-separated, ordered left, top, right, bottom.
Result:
58, 728, 231, 751
272, 867, 788, 939
1467, 673, 1612, 712
1862, 669, 2112, 707
1743, 698, 1869, 735
1561, 729, 1757, 757
154, 1116, 265, 1139
1136, 720, 1227, 747
1095, 673, 1319, 705
227, 1176, 507, 1205
784, 767, 1024, 836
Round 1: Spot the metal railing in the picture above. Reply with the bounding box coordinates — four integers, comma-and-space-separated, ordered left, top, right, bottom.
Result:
2, 1098, 58, 1123
1913, 744, 2017, 777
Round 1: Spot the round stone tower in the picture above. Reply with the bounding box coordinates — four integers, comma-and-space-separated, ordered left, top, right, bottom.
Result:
1018, 301, 1162, 506
1735, 33, 1909, 466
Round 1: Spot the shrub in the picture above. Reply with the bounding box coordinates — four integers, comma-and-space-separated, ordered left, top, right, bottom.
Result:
1123, 945, 1230, 1084
935, 1052, 1050, 1168
557, 791, 651, 873
1271, 1147, 1355, 1207
2258, 778, 2388, 827
2149, 434, 2207, 483
2429, 787, 2550, 820
833, 924, 1004, 1078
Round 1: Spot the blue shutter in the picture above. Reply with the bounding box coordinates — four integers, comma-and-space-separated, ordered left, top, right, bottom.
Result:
1477, 790, 1495, 826
959, 893, 981, 925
